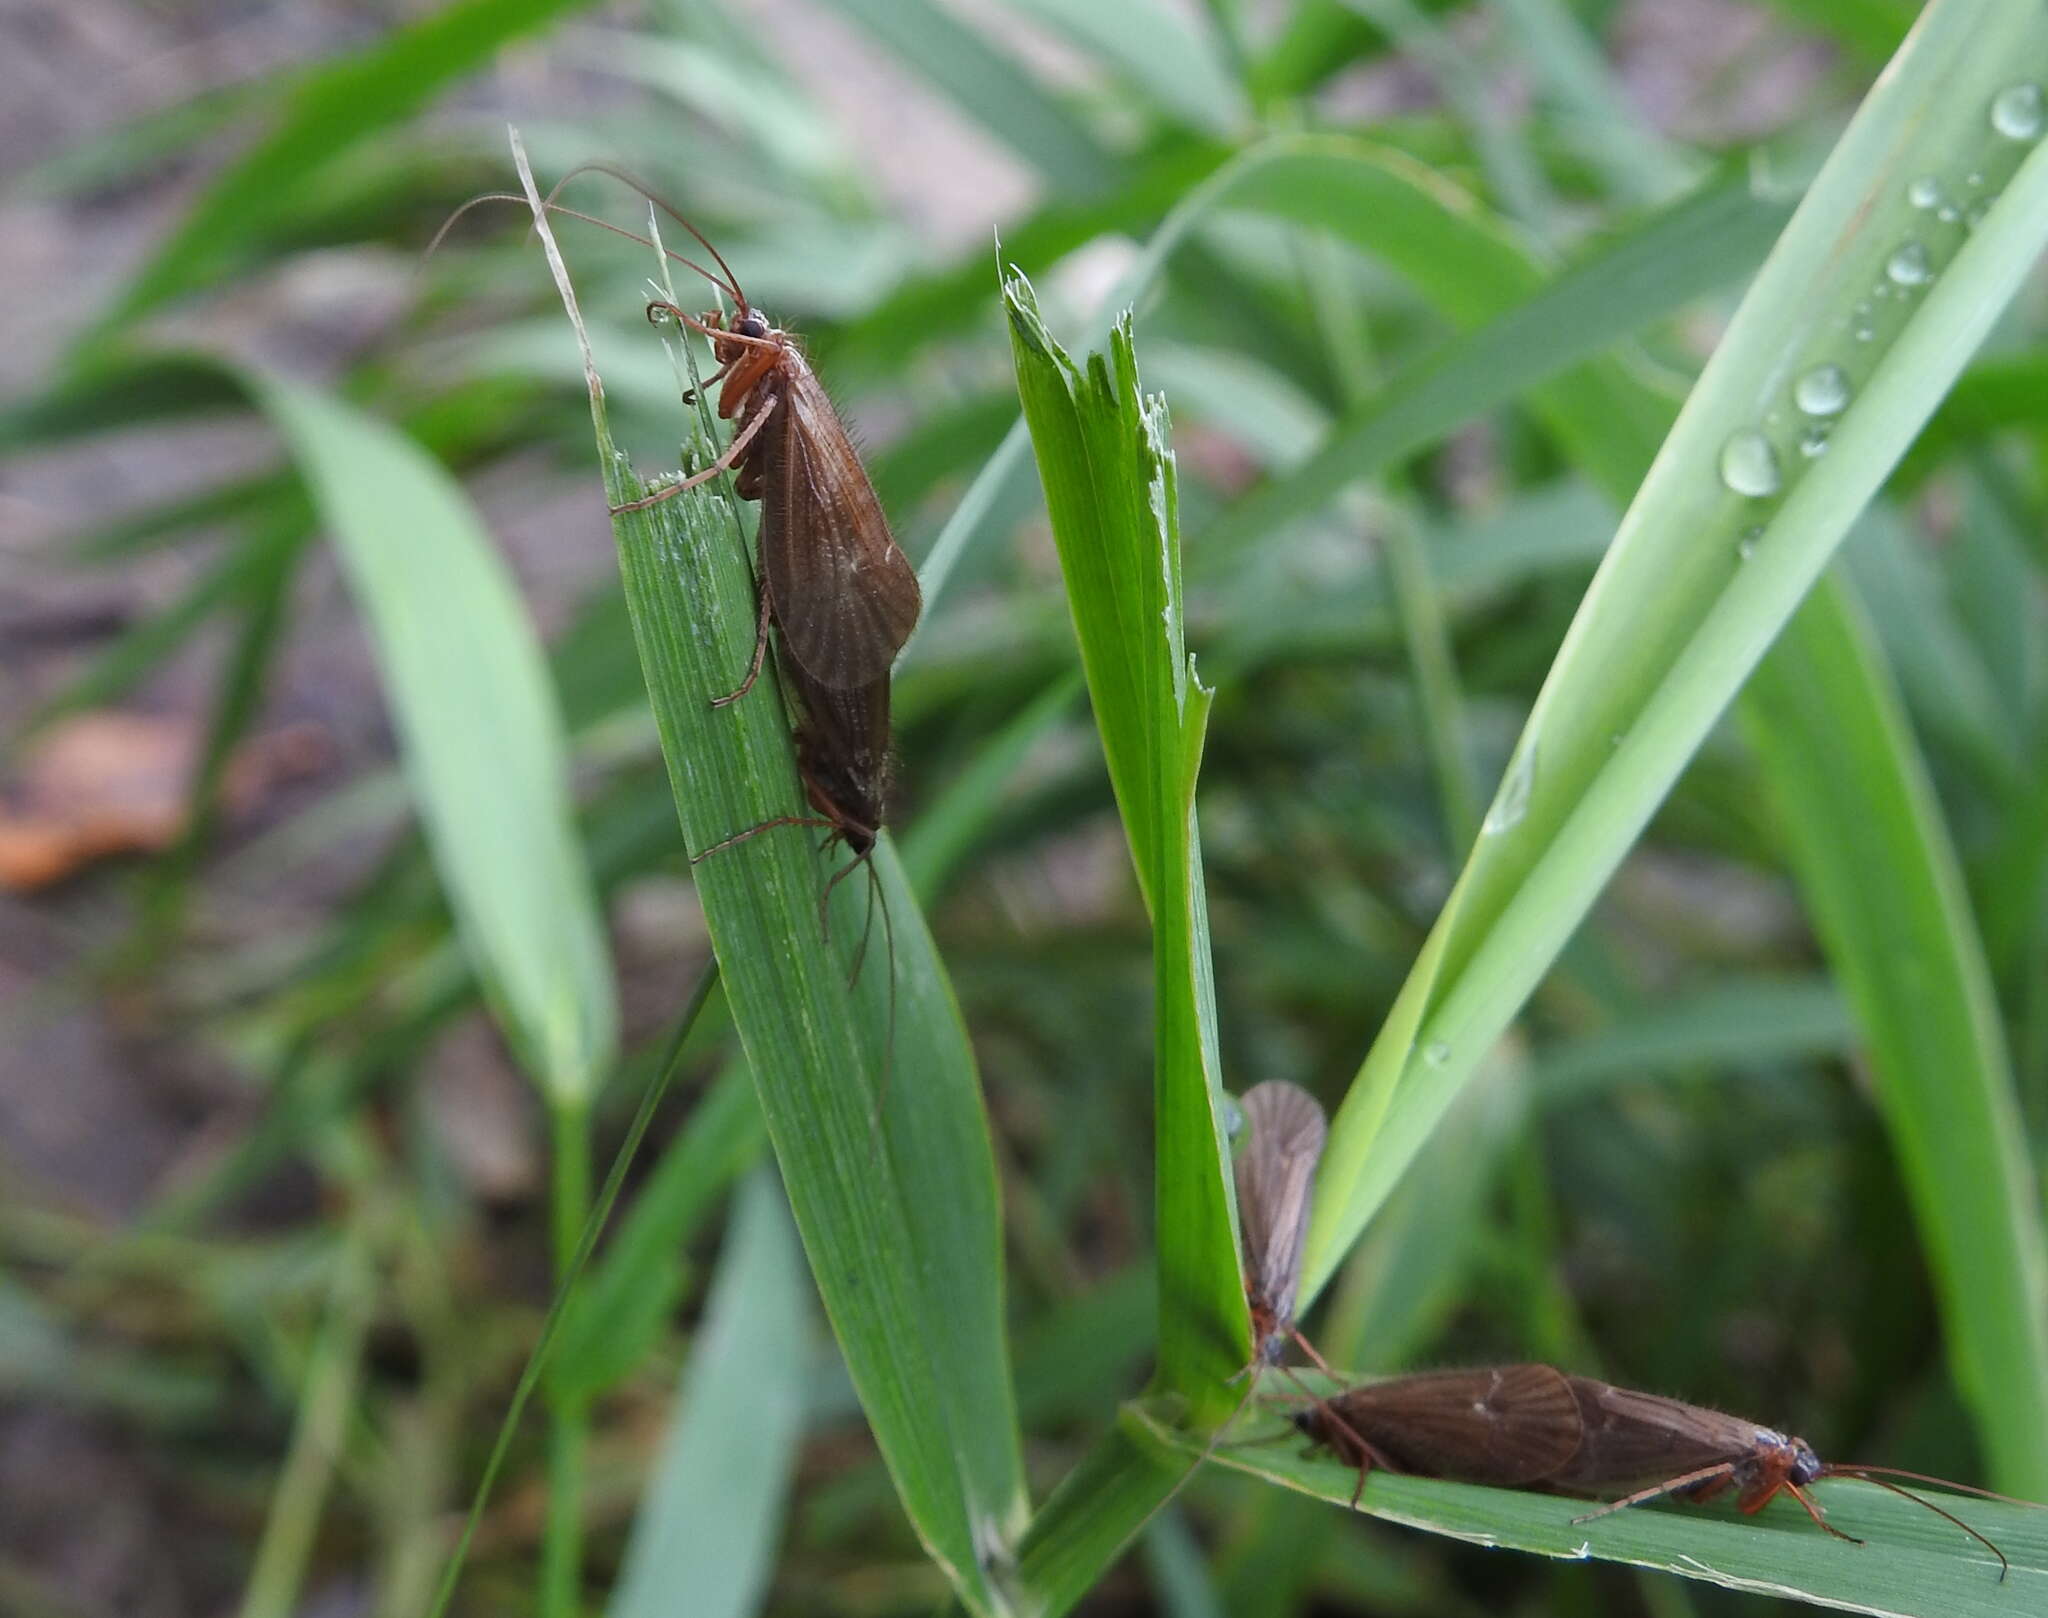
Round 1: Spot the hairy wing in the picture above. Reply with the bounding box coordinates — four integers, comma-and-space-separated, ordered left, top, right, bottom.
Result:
1332, 1365, 1583, 1486
761, 361, 921, 689
1551, 1378, 1759, 1492
1233, 1082, 1326, 1329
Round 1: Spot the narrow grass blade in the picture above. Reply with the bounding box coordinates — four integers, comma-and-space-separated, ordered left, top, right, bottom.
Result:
1005, 275, 1238, 1413
999, 0, 1247, 134
922, 143, 1787, 623
549, 1063, 765, 1400
248, 372, 617, 1109
1295, 0, 2048, 1499
1012, 1416, 1193, 1618
826, 0, 1120, 194
1141, 1507, 1228, 1618
236, 1224, 374, 1618
1177, 1402, 2048, 1618
1529, 978, 1854, 1106
511, 137, 1026, 1610
606, 1168, 811, 1618
1745, 583, 2048, 1498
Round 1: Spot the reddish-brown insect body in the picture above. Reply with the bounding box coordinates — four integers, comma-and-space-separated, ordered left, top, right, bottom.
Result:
1288, 1366, 2019, 1576
621, 296, 921, 700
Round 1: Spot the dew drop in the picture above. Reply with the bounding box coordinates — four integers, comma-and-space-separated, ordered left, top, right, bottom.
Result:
1991, 83, 2044, 141
1422, 1042, 1451, 1068
1906, 176, 1943, 209
1793, 364, 1850, 417
1937, 205, 1960, 223
1853, 323, 1875, 342
1737, 527, 1761, 560
1886, 242, 1933, 287
1966, 171, 1985, 189
1483, 741, 1538, 834
1798, 427, 1829, 459
1719, 430, 1781, 497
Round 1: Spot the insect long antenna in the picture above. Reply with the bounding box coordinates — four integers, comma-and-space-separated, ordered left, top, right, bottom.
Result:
851, 858, 897, 1168
424, 191, 527, 259
542, 161, 748, 307
1824, 1466, 2043, 1508
845, 859, 880, 988
1828, 1475, 2007, 1577
425, 192, 746, 298
1288, 1326, 1337, 1378
1275, 1360, 1332, 1403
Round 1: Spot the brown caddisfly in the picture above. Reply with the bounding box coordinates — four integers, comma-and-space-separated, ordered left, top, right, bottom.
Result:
544, 168, 916, 934
430, 164, 922, 698
1285, 1364, 2026, 1577
432, 169, 912, 1095
606, 225, 920, 702
1231, 1080, 1333, 1378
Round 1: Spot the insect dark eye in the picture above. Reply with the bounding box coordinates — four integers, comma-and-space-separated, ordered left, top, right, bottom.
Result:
736, 310, 770, 339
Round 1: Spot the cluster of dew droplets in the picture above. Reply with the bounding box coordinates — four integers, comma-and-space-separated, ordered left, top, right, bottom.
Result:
1717, 78, 2043, 512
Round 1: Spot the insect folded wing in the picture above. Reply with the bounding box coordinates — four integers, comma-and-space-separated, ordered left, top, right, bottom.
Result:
1553, 1377, 1760, 1493
763, 363, 922, 690
1323, 1365, 1585, 1487
1234, 1081, 1326, 1358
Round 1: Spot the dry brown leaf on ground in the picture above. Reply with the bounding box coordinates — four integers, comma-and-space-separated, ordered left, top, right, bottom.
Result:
0, 711, 329, 890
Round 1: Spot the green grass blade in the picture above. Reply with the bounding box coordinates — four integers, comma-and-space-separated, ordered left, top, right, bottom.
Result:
1296, 0, 2048, 1498
1205, 163, 1788, 554
1178, 1403, 2048, 1618
511, 138, 1026, 1610
1744, 583, 2048, 1498
999, 0, 1247, 134
248, 373, 617, 1110
1012, 1417, 1191, 1618
606, 1168, 810, 1618
1005, 275, 1238, 1412
1529, 977, 1854, 1106
1141, 1508, 1228, 1618
236, 1223, 374, 1618
923, 145, 1786, 624
549, 1062, 765, 1400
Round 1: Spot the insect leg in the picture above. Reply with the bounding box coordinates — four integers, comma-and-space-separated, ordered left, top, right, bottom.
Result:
688, 813, 836, 864
709, 582, 773, 708
678, 360, 733, 407
1570, 1463, 1736, 1524
1773, 1483, 1863, 1545
608, 394, 777, 515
